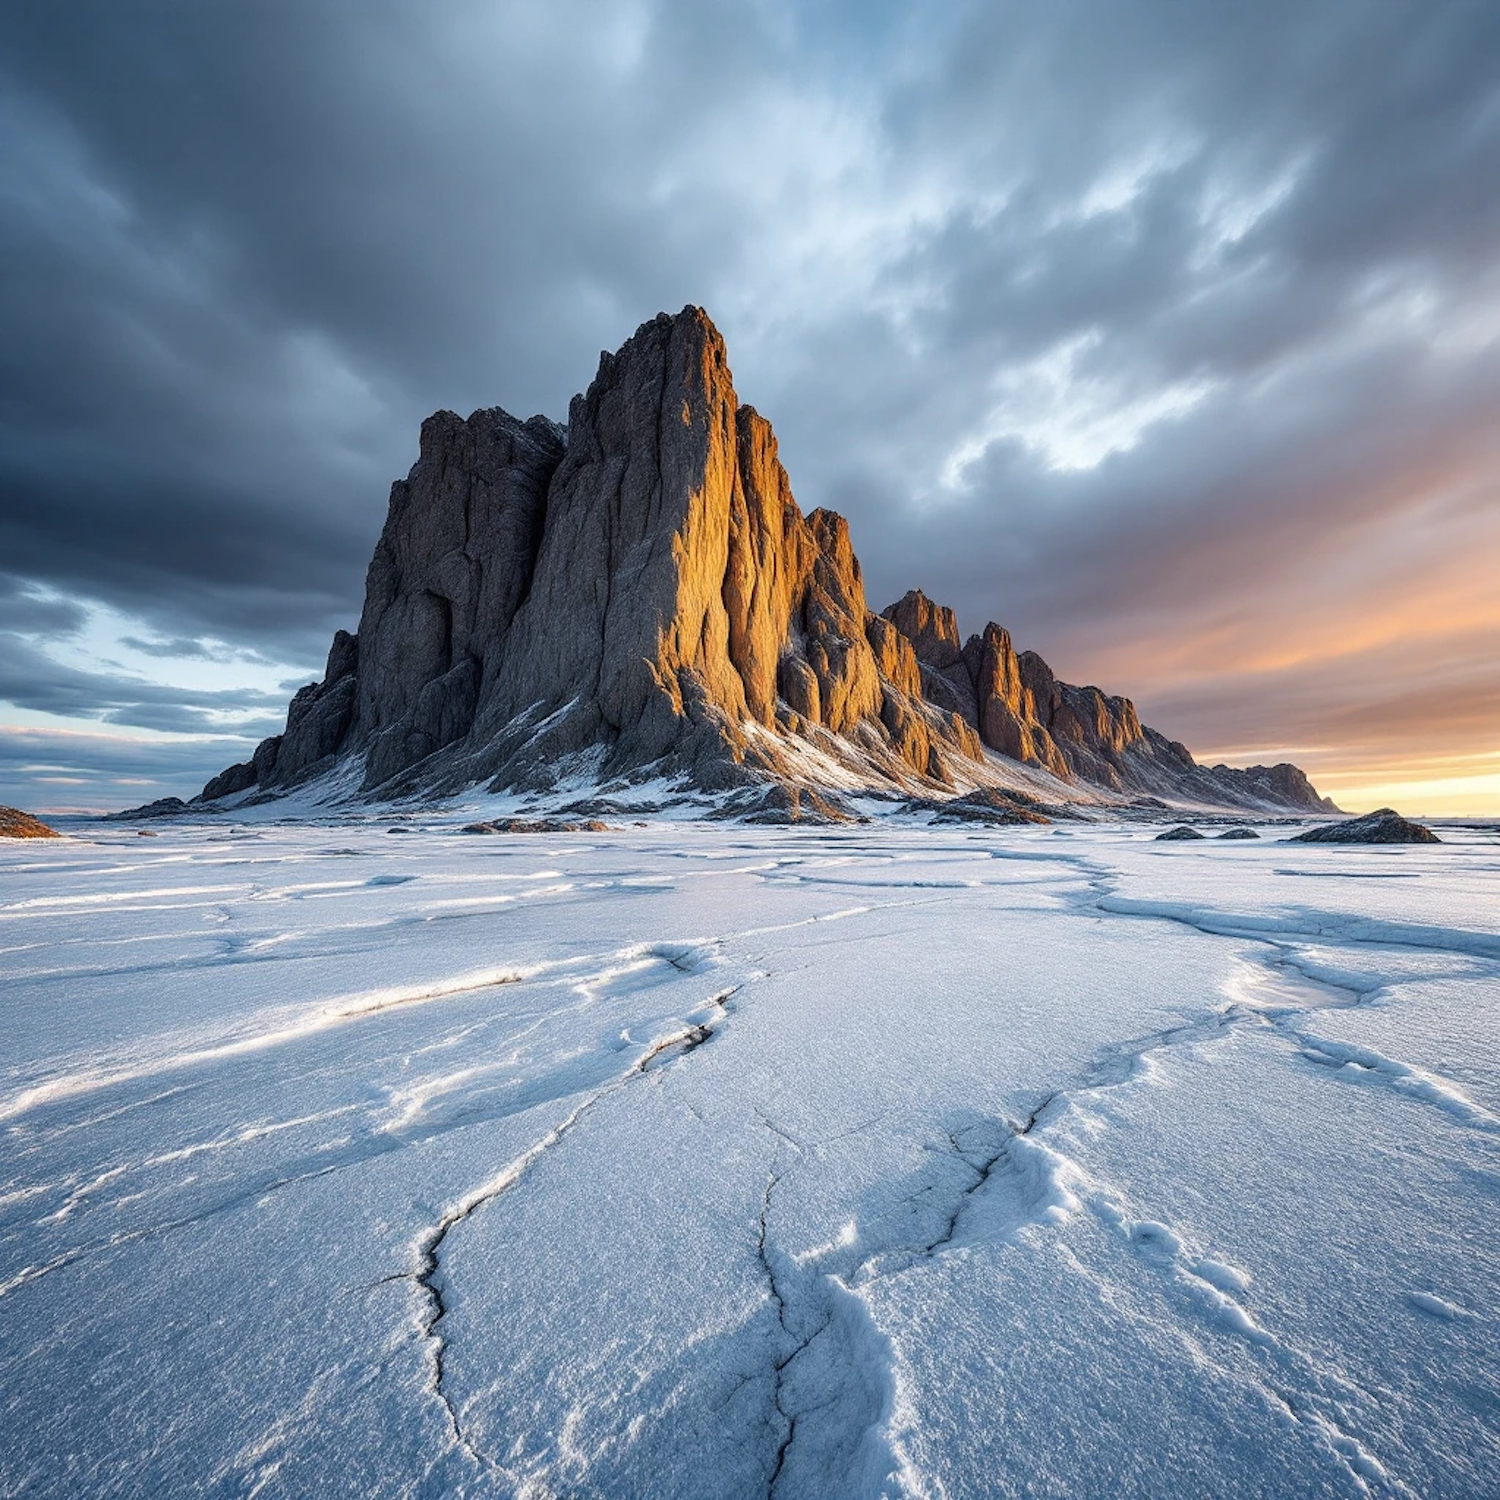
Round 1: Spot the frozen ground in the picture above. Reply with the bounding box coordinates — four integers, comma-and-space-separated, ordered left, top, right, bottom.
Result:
1, 815, 1497, 1498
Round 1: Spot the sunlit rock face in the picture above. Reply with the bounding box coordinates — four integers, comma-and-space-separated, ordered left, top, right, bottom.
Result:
452, 309, 962, 791
200, 306, 1333, 813
208, 308, 967, 800
880, 588, 1335, 811
0, 806, 60, 838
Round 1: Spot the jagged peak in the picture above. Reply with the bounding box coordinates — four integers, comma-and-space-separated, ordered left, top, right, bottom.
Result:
195, 307, 1332, 817
595, 304, 728, 383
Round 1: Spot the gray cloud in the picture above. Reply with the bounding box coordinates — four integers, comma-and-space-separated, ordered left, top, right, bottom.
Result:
0, 634, 298, 736
118, 636, 228, 660
118, 635, 281, 666
0, 575, 88, 637
2, 0, 1499, 805
0, 725, 259, 812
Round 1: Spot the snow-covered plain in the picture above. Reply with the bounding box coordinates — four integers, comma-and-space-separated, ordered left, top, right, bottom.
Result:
2, 815, 1497, 1498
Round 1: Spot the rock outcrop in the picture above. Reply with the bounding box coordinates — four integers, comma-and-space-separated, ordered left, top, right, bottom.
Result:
880, 588, 1334, 812
462, 818, 611, 835
0, 806, 60, 838
196, 306, 1333, 817
101, 797, 195, 821
1290, 808, 1440, 844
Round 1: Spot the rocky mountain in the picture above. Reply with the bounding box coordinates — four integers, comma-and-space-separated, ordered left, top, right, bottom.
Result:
879, 588, 1332, 810
199, 307, 1334, 816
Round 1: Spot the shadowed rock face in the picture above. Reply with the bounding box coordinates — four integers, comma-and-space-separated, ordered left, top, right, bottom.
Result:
198, 306, 1332, 814
208, 308, 967, 801
354, 408, 564, 787
202, 407, 565, 798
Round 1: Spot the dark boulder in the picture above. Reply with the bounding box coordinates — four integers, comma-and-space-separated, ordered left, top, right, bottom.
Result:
1290, 809, 1440, 844
462, 818, 611, 834
913, 788, 1050, 826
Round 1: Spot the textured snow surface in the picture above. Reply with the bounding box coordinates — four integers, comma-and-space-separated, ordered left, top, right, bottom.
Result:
2, 819, 1497, 1498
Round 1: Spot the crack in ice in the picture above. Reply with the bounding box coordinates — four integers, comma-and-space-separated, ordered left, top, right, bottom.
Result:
396, 982, 742, 1471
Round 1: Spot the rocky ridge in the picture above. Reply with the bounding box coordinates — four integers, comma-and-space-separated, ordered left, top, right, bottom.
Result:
197, 307, 1334, 817
0, 806, 60, 838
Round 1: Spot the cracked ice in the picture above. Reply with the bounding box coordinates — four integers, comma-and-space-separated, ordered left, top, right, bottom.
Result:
1, 815, 1498, 1497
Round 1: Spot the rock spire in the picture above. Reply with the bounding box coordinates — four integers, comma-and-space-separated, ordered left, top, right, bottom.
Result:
200, 307, 1333, 815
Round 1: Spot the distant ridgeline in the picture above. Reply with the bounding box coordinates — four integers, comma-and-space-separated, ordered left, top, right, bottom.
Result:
198, 307, 1333, 815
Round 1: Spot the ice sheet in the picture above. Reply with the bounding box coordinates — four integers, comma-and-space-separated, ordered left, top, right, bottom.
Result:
2, 819, 1497, 1496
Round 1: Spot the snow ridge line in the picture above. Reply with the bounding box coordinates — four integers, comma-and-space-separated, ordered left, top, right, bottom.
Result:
1174, 936, 1495, 1134
1291, 1032, 1500, 1128
1252, 951, 1500, 1131
400, 981, 742, 1470
952, 986, 1423, 1494
754, 1106, 1046, 1495
1094, 892, 1500, 964
0, 950, 737, 1305
0, 1157, 351, 1300
744, 1087, 1087, 1490
0, 966, 537, 1125
983, 840, 1500, 968
752, 1148, 913, 1500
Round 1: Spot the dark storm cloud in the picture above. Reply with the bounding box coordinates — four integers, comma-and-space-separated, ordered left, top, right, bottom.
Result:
2, 0, 1498, 803
0, 0, 863, 653
0, 575, 87, 637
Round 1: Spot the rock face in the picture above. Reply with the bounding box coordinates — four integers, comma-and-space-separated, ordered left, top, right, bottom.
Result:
198, 306, 1333, 816
204, 407, 566, 798
101, 796, 195, 821
0, 806, 60, 838
1290, 808, 1440, 844
880, 588, 1335, 812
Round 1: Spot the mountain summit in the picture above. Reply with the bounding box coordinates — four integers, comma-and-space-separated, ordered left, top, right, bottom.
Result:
200, 307, 1332, 815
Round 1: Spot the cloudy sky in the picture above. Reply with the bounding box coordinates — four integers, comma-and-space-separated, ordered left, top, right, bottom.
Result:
2, 0, 1498, 814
